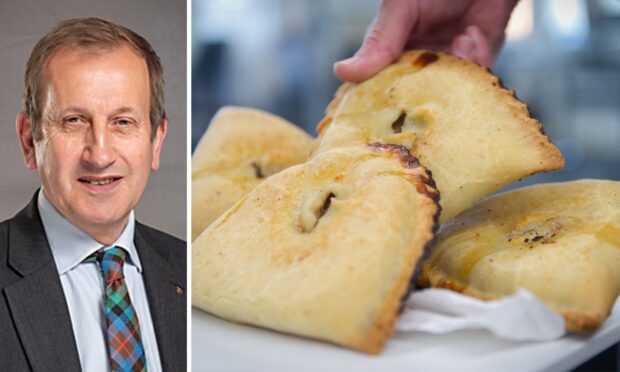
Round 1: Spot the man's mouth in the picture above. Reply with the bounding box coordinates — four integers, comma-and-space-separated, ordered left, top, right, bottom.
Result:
79, 176, 122, 185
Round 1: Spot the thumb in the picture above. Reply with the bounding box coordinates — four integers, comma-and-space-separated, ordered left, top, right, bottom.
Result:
334, 0, 417, 82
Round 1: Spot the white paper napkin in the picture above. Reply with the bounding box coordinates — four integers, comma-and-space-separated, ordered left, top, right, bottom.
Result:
396, 288, 566, 341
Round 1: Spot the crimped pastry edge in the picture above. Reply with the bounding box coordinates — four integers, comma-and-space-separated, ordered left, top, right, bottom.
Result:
346, 143, 441, 354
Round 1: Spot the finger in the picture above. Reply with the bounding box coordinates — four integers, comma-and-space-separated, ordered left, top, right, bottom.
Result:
450, 26, 494, 68
451, 33, 476, 61
334, 0, 417, 82
466, 25, 494, 68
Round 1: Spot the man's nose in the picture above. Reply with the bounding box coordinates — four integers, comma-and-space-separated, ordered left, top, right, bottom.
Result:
82, 121, 116, 169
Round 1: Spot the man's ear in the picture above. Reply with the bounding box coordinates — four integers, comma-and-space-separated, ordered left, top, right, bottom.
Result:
16, 112, 37, 170
151, 119, 167, 171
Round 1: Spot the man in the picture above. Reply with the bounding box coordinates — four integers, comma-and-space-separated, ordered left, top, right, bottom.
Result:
0, 18, 186, 371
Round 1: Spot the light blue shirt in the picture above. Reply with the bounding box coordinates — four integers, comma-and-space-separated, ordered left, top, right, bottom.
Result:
38, 191, 162, 372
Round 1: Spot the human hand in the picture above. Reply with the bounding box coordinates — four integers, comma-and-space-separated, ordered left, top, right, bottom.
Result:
334, 0, 519, 82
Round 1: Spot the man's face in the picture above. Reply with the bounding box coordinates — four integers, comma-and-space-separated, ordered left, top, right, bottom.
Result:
28, 44, 166, 242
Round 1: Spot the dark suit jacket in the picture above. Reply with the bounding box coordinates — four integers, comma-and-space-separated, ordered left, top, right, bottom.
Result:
0, 193, 186, 371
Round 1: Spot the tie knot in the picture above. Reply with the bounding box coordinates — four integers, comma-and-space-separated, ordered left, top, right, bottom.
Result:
96, 246, 127, 283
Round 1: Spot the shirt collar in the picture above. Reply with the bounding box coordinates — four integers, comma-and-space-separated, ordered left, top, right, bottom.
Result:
38, 190, 143, 275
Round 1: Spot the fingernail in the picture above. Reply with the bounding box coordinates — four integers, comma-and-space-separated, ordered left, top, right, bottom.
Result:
333, 58, 352, 79
334, 59, 349, 69
334, 55, 360, 73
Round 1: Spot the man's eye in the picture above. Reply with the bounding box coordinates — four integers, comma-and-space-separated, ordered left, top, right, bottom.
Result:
66, 117, 81, 124
116, 119, 132, 126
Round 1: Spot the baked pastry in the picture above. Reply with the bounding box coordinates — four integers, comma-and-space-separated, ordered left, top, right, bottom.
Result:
192, 144, 440, 354
192, 106, 313, 240
314, 50, 564, 222
418, 179, 620, 331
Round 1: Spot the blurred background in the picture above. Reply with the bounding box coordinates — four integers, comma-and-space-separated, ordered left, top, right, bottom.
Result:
192, 0, 620, 189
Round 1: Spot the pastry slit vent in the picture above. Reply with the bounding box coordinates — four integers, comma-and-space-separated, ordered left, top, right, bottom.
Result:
251, 162, 264, 178
389, 110, 429, 138
299, 192, 336, 233
391, 112, 406, 133
317, 192, 335, 220
412, 51, 439, 68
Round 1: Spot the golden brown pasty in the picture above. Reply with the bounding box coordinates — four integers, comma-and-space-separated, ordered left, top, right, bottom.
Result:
418, 179, 620, 331
192, 144, 440, 354
315, 50, 564, 223
191, 106, 313, 240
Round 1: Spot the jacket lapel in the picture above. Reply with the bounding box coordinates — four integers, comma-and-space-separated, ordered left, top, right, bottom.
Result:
4, 194, 81, 371
135, 224, 186, 372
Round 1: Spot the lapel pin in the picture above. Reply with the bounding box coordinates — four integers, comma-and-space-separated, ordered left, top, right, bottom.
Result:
176, 286, 184, 294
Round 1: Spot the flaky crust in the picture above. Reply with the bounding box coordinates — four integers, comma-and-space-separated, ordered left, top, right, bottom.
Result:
193, 144, 439, 354
418, 179, 620, 332
315, 50, 564, 222
191, 106, 313, 240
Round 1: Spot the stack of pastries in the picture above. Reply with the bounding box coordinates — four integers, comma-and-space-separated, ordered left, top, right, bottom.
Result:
191, 107, 313, 241
192, 50, 619, 354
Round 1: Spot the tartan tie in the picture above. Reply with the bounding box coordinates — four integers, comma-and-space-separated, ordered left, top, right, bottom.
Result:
94, 247, 147, 372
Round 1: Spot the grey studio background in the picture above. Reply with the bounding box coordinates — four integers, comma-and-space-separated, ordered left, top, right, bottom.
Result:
192, 0, 619, 368
0, 0, 186, 239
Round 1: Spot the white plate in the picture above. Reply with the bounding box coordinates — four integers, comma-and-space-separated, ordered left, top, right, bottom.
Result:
192, 301, 620, 372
